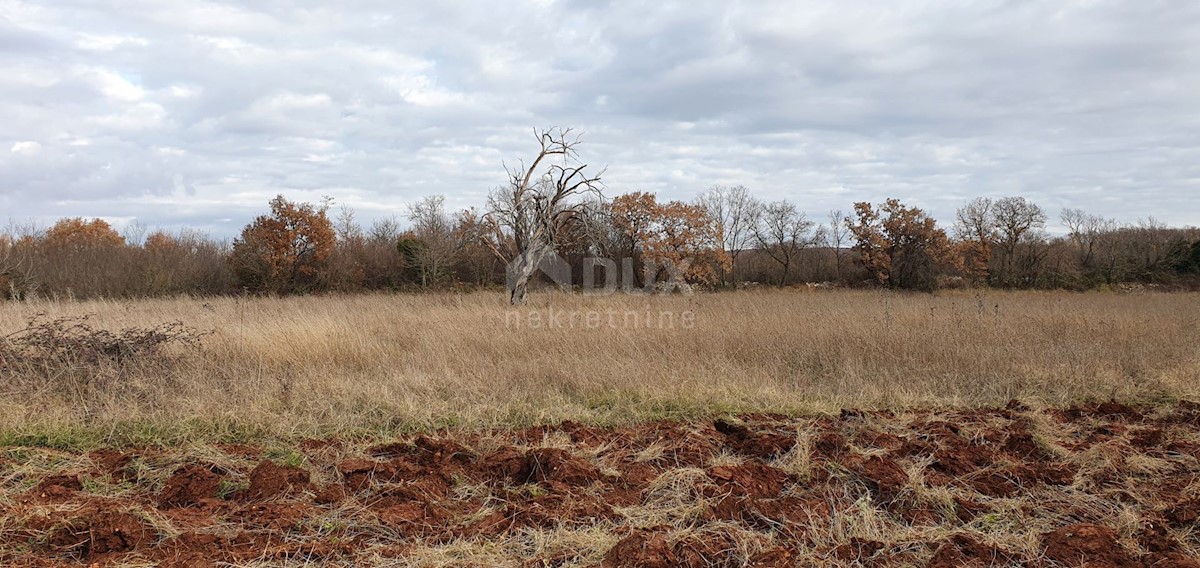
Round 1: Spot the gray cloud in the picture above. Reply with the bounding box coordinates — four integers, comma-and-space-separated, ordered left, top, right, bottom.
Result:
1, 0, 1198, 236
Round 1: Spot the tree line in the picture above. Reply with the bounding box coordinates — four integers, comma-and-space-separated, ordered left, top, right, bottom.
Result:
2, 129, 1198, 301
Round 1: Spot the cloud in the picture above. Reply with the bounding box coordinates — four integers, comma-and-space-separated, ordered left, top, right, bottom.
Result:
0, 0, 1198, 235
74, 33, 149, 51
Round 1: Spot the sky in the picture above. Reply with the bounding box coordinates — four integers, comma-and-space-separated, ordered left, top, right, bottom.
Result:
2, 0, 1198, 238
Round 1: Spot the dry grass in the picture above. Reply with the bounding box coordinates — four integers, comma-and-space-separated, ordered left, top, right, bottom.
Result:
1, 288, 1198, 445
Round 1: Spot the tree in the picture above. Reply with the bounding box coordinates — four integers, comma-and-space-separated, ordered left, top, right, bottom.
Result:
1061, 207, 1123, 283
35, 218, 130, 297
1127, 217, 1176, 278
43, 218, 125, 250
0, 235, 33, 299
480, 128, 603, 305
574, 197, 626, 262
368, 216, 402, 244
1167, 238, 1200, 274
1061, 208, 1106, 270
825, 209, 851, 282
320, 205, 369, 292
696, 185, 755, 286
341, 216, 406, 290
139, 229, 234, 296
229, 195, 335, 294
452, 209, 502, 286
647, 199, 728, 288
751, 200, 816, 287
609, 192, 658, 287
395, 234, 426, 284
610, 192, 730, 289
847, 199, 958, 291
991, 197, 1047, 286
954, 197, 995, 283
406, 195, 460, 287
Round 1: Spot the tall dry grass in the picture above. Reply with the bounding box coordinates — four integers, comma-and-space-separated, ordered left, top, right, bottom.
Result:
1, 289, 1197, 445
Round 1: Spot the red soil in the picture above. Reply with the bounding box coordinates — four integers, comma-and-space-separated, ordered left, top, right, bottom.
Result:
2, 400, 1199, 566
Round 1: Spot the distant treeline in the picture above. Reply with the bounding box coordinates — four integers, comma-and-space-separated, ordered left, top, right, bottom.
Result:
2, 189, 1199, 300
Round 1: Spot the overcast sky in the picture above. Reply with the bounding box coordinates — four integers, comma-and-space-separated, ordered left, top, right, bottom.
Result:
2, 0, 1198, 237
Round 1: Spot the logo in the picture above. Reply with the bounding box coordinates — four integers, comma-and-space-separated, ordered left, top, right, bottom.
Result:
506, 252, 695, 295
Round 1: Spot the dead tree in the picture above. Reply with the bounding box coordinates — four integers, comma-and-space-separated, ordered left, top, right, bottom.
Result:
481, 128, 603, 305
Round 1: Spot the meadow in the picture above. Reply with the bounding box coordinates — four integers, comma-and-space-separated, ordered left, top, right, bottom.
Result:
4, 289, 1200, 566
1, 288, 1196, 446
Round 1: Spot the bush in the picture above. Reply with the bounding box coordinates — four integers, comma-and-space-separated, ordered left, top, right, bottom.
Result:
0, 314, 210, 395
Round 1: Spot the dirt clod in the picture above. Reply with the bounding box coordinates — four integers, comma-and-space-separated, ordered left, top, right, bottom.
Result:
243, 460, 310, 500
714, 419, 795, 459
602, 530, 676, 568
494, 447, 601, 486
159, 464, 221, 507
33, 474, 82, 501
929, 534, 1015, 567
1043, 523, 1136, 567
45, 507, 155, 559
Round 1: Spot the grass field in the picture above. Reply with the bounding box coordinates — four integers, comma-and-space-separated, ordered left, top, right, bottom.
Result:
3, 289, 1200, 566
1, 288, 1197, 446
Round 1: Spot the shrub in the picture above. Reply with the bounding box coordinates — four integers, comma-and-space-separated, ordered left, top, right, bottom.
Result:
0, 314, 209, 395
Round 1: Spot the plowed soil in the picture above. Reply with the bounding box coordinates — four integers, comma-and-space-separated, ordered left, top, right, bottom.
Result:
4, 401, 1200, 567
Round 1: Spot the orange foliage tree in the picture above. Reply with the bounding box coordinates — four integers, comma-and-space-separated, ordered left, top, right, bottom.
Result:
43, 218, 125, 250
27, 218, 129, 298
229, 195, 335, 294
847, 199, 959, 291
610, 192, 730, 288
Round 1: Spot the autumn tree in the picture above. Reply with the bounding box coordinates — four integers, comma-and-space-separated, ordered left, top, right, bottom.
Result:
610, 192, 730, 289
229, 195, 335, 294
649, 199, 729, 288
43, 218, 125, 250
481, 128, 603, 305
751, 200, 816, 287
1060, 207, 1125, 283
27, 218, 131, 298
1128, 217, 1182, 278
608, 192, 658, 287
847, 199, 958, 291
573, 198, 625, 260
320, 210, 411, 292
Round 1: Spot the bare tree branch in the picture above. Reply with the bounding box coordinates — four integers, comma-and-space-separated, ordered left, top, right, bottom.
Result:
481, 127, 604, 304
